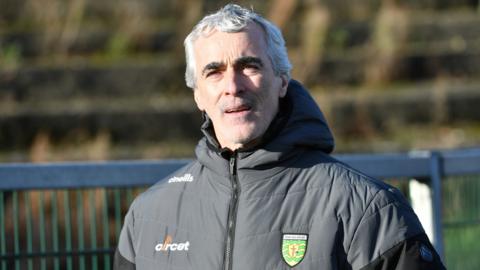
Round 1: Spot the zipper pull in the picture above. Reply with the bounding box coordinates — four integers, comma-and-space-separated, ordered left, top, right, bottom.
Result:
229, 152, 237, 175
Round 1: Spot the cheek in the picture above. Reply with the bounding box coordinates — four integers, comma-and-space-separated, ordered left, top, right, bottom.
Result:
204, 98, 224, 120
194, 90, 205, 111
195, 86, 219, 112
259, 82, 280, 104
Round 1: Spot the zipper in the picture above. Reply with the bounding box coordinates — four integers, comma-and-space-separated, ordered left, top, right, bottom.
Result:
224, 153, 239, 270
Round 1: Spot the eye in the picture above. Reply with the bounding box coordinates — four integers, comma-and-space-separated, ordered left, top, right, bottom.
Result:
243, 64, 260, 75
206, 70, 221, 78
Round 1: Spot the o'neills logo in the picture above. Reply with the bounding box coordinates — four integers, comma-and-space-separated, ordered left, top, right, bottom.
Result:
168, 173, 194, 184
155, 235, 190, 252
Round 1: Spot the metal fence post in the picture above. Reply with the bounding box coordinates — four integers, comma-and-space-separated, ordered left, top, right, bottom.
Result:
430, 151, 445, 261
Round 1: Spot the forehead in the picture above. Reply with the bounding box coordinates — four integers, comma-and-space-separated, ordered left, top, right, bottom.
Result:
192, 23, 268, 65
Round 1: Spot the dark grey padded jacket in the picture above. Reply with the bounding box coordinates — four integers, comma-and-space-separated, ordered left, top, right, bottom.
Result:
115, 80, 445, 270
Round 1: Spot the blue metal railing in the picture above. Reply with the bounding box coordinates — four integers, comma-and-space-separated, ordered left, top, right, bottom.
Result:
2, 149, 479, 189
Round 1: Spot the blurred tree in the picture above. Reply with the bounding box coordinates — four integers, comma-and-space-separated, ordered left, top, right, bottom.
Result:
295, 0, 329, 84
24, 0, 86, 59
268, 0, 329, 84
365, 0, 409, 85
174, 0, 205, 55
268, 0, 298, 29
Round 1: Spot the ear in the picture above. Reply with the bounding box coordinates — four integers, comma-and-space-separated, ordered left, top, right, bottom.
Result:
278, 75, 289, 98
193, 88, 205, 111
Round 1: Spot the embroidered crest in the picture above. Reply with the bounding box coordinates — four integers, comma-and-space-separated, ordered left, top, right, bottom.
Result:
281, 233, 308, 267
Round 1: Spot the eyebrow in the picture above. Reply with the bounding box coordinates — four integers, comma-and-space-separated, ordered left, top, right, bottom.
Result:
201, 56, 264, 77
201, 62, 223, 77
235, 56, 264, 68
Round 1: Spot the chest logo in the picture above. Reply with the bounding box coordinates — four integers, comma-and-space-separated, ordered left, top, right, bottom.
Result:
281, 233, 308, 267
155, 235, 190, 252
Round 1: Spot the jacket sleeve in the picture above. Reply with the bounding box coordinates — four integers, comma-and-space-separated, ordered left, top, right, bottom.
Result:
359, 233, 446, 270
114, 206, 137, 270
347, 189, 446, 270
114, 248, 135, 270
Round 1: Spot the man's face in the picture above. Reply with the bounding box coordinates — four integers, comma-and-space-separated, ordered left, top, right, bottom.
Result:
192, 23, 288, 150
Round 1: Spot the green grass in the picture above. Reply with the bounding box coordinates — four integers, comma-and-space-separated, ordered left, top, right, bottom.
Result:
444, 225, 480, 270
443, 175, 480, 270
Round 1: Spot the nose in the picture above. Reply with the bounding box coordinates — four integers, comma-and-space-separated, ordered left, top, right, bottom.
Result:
223, 68, 243, 96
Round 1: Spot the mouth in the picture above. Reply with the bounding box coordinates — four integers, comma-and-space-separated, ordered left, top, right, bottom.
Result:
225, 105, 252, 114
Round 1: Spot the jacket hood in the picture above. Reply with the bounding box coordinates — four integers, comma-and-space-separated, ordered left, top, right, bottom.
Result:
268, 79, 334, 153
195, 80, 334, 178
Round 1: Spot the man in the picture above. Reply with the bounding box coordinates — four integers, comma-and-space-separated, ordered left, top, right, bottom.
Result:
115, 4, 445, 270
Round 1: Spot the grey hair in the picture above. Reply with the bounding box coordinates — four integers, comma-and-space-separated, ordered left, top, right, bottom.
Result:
184, 4, 292, 89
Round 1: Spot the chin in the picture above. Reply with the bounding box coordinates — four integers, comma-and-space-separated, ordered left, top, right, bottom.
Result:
225, 132, 253, 146
228, 134, 253, 146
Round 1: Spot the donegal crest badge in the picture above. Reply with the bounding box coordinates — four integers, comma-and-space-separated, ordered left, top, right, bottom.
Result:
281, 233, 308, 267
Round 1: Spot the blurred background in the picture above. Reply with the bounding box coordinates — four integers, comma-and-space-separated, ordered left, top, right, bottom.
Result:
0, 1, 480, 269
1, 0, 480, 163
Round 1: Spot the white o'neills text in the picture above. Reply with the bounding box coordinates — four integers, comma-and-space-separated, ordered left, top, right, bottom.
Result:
168, 173, 194, 183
